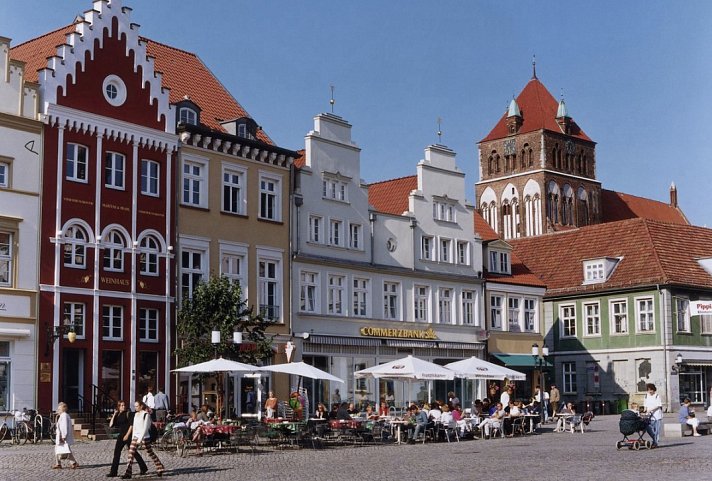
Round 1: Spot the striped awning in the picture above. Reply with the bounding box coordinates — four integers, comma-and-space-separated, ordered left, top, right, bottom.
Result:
385, 339, 483, 350
308, 335, 381, 347
684, 361, 712, 367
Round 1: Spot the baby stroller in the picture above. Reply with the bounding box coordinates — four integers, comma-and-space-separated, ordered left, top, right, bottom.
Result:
616, 410, 652, 450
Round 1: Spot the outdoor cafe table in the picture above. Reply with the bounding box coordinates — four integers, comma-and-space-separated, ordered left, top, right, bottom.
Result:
389, 419, 409, 444
553, 413, 574, 432
523, 414, 540, 433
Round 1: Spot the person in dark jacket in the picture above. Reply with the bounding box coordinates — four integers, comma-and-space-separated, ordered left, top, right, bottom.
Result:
107, 400, 148, 478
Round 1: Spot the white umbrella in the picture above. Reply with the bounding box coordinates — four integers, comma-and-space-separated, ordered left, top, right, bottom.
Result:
444, 356, 526, 381
172, 357, 261, 373
260, 361, 344, 383
354, 355, 454, 380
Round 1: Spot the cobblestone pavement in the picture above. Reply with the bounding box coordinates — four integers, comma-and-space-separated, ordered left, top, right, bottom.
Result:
0, 415, 709, 481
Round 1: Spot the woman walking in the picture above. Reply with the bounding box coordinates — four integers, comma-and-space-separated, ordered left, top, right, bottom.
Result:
107, 400, 148, 477
53, 402, 79, 469
122, 400, 164, 479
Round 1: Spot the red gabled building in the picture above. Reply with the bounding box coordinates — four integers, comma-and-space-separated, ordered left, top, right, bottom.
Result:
12, 0, 178, 412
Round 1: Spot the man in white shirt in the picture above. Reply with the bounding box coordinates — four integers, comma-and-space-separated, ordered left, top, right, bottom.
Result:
644, 383, 663, 447
500, 387, 512, 408
142, 386, 156, 420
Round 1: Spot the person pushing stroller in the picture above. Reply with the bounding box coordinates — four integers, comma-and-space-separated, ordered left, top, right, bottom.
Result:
617, 402, 652, 450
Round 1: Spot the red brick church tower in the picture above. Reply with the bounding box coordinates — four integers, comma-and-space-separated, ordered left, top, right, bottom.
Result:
475, 65, 601, 239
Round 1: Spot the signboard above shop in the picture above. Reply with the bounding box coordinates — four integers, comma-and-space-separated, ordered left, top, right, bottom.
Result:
359, 326, 438, 340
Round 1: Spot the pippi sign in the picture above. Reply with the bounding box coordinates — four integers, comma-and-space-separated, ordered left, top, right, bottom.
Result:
359, 326, 438, 340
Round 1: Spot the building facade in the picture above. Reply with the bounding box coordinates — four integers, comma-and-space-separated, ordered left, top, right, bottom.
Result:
0, 37, 42, 411
293, 113, 486, 409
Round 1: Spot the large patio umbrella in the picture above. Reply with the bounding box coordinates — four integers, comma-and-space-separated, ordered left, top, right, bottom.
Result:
260, 361, 344, 383
444, 356, 526, 381
354, 355, 454, 380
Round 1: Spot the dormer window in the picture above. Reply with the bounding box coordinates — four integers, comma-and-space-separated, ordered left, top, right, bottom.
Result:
489, 249, 510, 274
582, 257, 621, 284
433, 199, 456, 222
179, 107, 197, 125
322, 174, 349, 202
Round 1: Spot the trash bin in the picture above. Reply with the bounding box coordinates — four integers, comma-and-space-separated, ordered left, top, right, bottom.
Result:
617, 396, 629, 414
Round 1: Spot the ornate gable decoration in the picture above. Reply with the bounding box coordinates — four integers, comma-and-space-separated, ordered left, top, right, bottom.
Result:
38, 0, 174, 132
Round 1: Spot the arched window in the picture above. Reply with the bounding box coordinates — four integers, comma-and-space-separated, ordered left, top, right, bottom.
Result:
532, 194, 542, 235
577, 187, 589, 226
488, 156, 494, 175
103, 230, 126, 272
139, 235, 161, 275
528, 148, 534, 167
582, 154, 587, 176
63, 224, 89, 268
520, 148, 527, 169
489, 201, 499, 233
495, 154, 501, 173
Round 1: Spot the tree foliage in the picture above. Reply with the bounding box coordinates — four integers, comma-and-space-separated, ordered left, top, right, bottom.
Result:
175, 275, 274, 366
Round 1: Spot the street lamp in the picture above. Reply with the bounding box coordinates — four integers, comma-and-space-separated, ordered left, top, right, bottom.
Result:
672, 353, 683, 374
45, 318, 77, 356
211, 328, 244, 358
532, 342, 549, 428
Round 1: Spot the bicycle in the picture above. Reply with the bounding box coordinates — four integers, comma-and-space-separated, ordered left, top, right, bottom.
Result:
0, 410, 31, 445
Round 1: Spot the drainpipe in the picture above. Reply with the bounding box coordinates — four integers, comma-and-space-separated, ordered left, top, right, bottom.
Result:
369, 212, 376, 265
410, 218, 417, 270
659, 284, 671, 412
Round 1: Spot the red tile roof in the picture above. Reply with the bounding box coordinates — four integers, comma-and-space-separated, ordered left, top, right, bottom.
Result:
510, 218, 712, 295
10, 21, 271, 142
480, 78, 592, 143
293, 150, 306, 169
368, 175, 417, 215
487, 252, 547, 288
474, 212, 499, 241
601, 189, 688, 225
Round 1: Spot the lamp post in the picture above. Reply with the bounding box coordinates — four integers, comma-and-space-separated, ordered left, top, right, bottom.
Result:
210, 328, 244, 419
45, 319, 77, 356
532, 342, 549, 428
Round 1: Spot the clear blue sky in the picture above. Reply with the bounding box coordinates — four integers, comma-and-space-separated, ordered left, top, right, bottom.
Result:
3, 0, 711, 227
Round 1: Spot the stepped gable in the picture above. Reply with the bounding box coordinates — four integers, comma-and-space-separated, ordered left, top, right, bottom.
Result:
481, 78, 592, 143
510, 218, 712, 294
10, 0, 270, 142
601, 189, 688, 225
368, 175, 417, 215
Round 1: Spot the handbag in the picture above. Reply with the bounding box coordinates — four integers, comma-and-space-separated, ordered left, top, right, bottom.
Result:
55, 441, 71, 455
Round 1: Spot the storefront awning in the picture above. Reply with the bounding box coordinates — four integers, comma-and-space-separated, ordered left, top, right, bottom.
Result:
0, 328, 31, 338
492, 353, 553, 368
308, 335, 381, 347
684, 361, 712, 367
385, 339, 483, 350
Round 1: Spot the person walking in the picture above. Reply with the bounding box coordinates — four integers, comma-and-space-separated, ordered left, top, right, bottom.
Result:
107, 400, 148, 478
644, 383, 663, 448
142, 386, 156, 421
122, 400, 164, 479
550, 385, 561, 418
53, 402, 79, 469
153, 387, 169, 422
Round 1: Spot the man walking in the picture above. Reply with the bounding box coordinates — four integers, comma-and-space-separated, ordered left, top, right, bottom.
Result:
550, 384, 561, 418
153, 387, 169, 422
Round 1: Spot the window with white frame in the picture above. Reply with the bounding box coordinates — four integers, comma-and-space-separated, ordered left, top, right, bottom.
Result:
701, 311, 712, 335
508, 297, 520, 331
462, 290, 476, 325
421, 236, 433, 260
440, 238, 452, 263
328, 275, 345, 315
524, 298, 536, 332
181, 248, 205, 299
489, 250, 510, 274
352, 278, 369, 317
102, 305, 123, 340
220, 251, 245, 288
179, 107, 197, 125
562, 362, 577, 394
561, 304, 576, 337
584, 302, 600, 336
583, 260, 605, 283
438, 288, 452, 324
414, 285, 430, 322
63, 224, 88, 268
349, 223, 362, 250
0, 161, 8, 188
675, 297, 690, 332
433, 201, 455, 222
329, 219, 343, 247
139, 308, 159, 342
309, 215, 323, 244
103, 230, 126, 272
258, 257, 281, 320
636, 297, 655, 332
322, 177, 348, 202
490, 294, 503, 329
222, 167, 246, 215
0, 232, 12, 287
139, 235, 160, 276
383, 281, 400, 320
66, 143, 88, 182
259, 175, 281, 221
63, 302, 85, 338
457, 241, 470, 265
182, 160, 206, 207
141, 160, 159, 196
105, 152, 125, 189
610, 299, 628, 334
300, 271, 319, 313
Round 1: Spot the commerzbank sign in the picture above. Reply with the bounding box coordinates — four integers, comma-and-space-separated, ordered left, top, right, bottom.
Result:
359, 326, 438, 340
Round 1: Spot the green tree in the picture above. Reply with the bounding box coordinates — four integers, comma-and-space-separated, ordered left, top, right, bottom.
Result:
175, 275, 274, 366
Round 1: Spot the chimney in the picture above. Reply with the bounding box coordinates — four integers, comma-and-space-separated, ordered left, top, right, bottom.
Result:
669, 182, 678, 208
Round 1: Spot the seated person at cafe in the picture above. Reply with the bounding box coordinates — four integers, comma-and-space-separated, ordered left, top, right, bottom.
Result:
408, 405, 429, 443
679, 397, 701, 436
314, 403, 329, 420
336, 402, 353, 420
428, 402, 442, 422
478, 402, 505, 437
503, 401, 522, 436
440, 404, 454, 425
347, 403, 359, 415
555, 402, 575, 431
364, 404, 379, 420
472, 399, 484, 418
328, 403, 340, 419
378, 401, 390, 417
289, 392, 304, 420
196, 404, 211, 422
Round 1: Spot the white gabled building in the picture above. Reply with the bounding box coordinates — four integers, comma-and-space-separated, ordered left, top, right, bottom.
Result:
0, 36, 42, 411
292, 112, 485, 410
